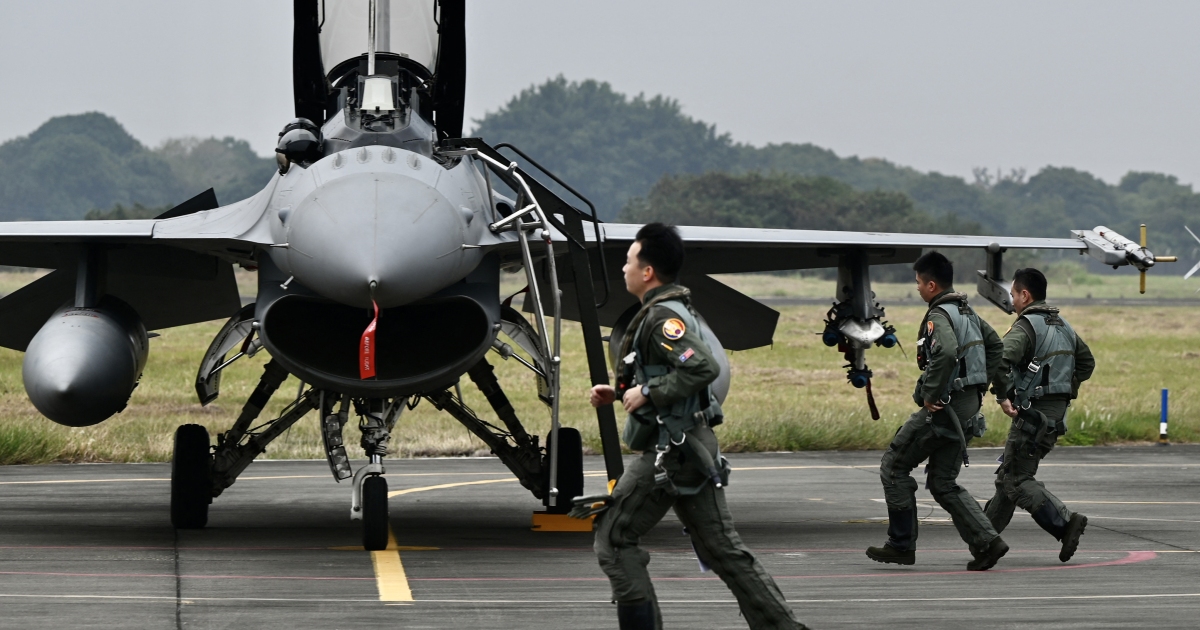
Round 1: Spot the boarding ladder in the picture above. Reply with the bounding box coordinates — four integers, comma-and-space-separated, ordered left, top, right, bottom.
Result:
440, 138, 622, 506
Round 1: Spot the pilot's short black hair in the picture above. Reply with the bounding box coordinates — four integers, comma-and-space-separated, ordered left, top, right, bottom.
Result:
1012, 267, 1048, 301
913, 251, 954, 287
634, 222, 684, 283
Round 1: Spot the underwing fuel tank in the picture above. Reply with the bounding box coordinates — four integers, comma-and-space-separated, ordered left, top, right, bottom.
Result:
22, 297, 149, 427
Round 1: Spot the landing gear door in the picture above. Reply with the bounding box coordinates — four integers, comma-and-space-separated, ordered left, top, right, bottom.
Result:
195, 304, 257, 406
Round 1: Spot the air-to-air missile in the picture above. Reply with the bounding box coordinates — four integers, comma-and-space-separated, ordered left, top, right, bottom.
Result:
1074, 224, 1177, 293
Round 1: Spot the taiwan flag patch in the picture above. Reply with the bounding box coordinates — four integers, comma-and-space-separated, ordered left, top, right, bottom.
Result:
679, 348, 695, 362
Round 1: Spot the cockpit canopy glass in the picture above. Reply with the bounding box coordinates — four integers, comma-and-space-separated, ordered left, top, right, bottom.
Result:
319, 0, 439, 75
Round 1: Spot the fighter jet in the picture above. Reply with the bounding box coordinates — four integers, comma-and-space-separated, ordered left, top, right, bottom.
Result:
1184, 226, 1200, 288
0, 0, 1175, 550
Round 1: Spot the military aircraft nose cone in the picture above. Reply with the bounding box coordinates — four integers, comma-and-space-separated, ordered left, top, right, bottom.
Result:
284, 168, 470, 307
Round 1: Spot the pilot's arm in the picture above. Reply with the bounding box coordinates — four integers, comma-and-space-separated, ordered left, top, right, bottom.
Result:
916, 311, 959, 407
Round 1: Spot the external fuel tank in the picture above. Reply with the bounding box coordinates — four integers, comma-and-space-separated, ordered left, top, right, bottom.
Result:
22, 297, 149, 427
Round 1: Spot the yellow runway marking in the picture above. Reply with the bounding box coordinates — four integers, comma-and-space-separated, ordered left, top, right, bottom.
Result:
372, 527, 413, 602
387, 478, 516, 498
386, 471, 609, 498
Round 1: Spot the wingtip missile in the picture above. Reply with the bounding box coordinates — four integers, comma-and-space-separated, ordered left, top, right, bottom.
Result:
1185, 226, 1200, 281
1076, 225, 1176, 293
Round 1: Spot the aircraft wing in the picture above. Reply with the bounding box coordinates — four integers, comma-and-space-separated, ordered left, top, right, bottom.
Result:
0, 184, 278, 348
592, 223, 1085, 274
524, 220, 1159, 352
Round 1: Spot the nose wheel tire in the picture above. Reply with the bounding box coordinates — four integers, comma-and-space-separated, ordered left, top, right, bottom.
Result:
362, 475, 389, 551
171, 424, 212, 529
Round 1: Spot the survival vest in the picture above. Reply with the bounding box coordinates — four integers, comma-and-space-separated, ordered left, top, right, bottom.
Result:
1012, 309, 1078, 408
622, 296, 724, 453
918, 294, 989, 399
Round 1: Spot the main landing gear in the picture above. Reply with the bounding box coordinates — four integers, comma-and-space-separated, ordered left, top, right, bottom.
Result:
169, 360, 403, 550
169, 355, 583, 549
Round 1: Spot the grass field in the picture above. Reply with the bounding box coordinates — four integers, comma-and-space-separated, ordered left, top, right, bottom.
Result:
711, 268, 1200, 301
0, 271, 1195, 464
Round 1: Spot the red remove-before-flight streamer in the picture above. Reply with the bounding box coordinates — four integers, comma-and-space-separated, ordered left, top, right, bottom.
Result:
360, 301, 379, 379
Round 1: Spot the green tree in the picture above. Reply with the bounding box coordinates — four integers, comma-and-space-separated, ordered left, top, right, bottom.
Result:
0, 113, 274, 221
472, 77, 738, 220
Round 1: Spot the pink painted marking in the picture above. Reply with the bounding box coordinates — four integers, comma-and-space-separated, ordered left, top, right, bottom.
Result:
405, 551, 1157, 582
0, 551, 1155, 584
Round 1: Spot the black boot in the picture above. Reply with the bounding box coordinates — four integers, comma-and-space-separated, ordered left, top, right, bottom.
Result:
966, 536, 1009, 571
616, 600, 657, 630
866, 508, 917, 565
1059, 513, 1087, 562
1031, 500, 1068, 541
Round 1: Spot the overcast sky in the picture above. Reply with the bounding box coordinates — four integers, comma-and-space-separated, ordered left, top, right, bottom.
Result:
2, 1, 1198, 186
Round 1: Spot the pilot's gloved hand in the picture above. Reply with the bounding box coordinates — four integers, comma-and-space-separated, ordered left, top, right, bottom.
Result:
568, 493, 612, 519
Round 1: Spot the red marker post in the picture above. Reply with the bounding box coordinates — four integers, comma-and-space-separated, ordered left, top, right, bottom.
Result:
360, 301, 379, 380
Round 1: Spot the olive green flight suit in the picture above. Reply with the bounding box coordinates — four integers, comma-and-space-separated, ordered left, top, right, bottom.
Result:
985, 301, 1095, 532
879, 291, 1004, 551
594, 283, 804, 630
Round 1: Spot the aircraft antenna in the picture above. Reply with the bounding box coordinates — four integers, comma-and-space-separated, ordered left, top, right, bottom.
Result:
367, 0, 377, 75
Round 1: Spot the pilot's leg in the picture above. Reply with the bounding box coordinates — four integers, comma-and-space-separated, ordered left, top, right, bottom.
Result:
868, 412, 933, 563
1002, 411, 1084, 560
984, 423, 1021, 533
674, 484, 807, 630
594, 452, 675, 629
926, 435, 998, 552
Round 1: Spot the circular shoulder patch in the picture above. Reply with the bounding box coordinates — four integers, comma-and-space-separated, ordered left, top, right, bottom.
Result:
662, 318, 687, 340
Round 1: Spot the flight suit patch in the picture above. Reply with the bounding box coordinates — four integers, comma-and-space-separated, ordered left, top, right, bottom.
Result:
662, 318, 686, 340
679, 348, 695, 362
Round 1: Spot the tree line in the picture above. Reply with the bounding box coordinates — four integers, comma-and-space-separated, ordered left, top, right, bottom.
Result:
0, 112, 275, 221
2, 82, 1196, 267
475, 77, 1200, 261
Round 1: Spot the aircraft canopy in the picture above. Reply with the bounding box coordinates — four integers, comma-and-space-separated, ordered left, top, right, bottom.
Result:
320, 0, 439, 74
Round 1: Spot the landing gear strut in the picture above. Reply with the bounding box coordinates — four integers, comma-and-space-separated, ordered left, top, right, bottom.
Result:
346, 398, 397, 551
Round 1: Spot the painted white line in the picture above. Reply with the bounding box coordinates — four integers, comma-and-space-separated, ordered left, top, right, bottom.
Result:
3, 591, 1195, 606
1088, 516, 1200, 524
0, 593, 379, 603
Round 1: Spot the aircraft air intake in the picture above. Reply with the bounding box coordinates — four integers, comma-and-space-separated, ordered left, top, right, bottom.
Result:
22, 297, 149, 427
259, 294, 493, 397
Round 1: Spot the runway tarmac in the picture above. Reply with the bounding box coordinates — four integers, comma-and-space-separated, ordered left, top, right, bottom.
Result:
0, 445, 1196, 629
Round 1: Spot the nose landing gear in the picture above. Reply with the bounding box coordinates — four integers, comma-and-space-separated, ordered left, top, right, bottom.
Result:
352, 458, 389, 550
336, 398, 400, 551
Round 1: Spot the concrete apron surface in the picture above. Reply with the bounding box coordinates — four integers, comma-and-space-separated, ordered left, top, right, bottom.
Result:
0, 445, 1197, 629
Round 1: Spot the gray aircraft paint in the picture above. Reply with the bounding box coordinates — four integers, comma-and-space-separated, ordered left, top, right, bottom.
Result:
23, 299, 149, 427
268, 146, 489, 308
